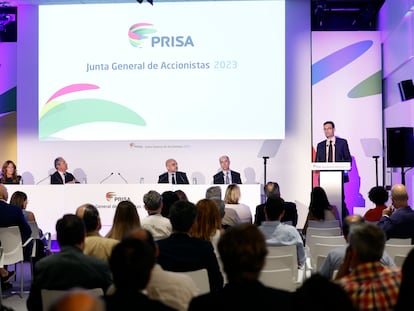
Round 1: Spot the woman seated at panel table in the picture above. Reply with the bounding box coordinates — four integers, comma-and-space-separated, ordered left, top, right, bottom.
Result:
0, 160, 22, 184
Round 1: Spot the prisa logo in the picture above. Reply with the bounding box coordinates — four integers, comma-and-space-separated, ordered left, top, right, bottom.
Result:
128, 22, 194, 48
106, 192, 116, 201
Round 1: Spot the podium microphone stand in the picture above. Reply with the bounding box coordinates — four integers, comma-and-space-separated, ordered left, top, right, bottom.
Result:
372, 156, 379, 187
263, 156, 269, 185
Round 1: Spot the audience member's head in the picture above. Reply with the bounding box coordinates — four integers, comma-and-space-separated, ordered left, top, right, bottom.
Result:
218, 223, 267, 283
348, 223, 385, 267
160, 190, 180, 218
309, 186, 331, 219
106, 200, 141, 240
205, 186, 222, 200
224, 184, 241, 204
190, 199, 221, 241
264, 197, 285, 221
264, 181, 281, 198
9, 191, 28, 209
76, 204, 100, 233
295, 274, 356, 311
56, 214, 85, 248
368, 186, 389, 206
143, 190, 163, 213
342, 214, 364, 241
126, 227, 157, 257
169, 200, 197, 233
395, 248, 414, 311
109, 237, 155, 291
391, 184, 409, 208
49, 289, 105, 311
174, 189, 188, 201
0, 184, 8, 201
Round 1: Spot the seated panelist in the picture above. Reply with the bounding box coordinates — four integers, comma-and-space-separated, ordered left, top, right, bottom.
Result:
158, 159, 189, 185
50, 157, 79, 184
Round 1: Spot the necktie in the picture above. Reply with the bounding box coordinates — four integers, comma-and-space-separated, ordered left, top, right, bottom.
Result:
225, 172, 230, 184
328, 140, 333, 162
172, 174, 176, 184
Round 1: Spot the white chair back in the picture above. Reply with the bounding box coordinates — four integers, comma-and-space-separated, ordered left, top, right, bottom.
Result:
266, 245, 300, 284
259, 268, 296, 292
307, 220, 341, 228
182, 269, 210, 295
312, 243, 345, 271
384, 244, 414, 267
386, 238, 412, 245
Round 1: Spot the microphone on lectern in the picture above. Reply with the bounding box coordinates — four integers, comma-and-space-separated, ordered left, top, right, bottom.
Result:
100, 172, 114, 184
118, 172, 128, 184
36, 174, 51, 185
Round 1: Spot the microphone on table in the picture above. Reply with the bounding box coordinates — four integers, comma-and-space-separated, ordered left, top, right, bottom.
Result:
100, 172, 114, 184
36, 174, 51, 185
118, 172, 128, 184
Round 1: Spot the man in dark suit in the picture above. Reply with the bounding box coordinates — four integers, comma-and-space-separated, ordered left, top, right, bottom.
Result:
315, 121, 351, 163
158, 159, 189, 184
188, 223, 293, 310
254, 181, 298, 227
156, 200, 223, 292
377, 184, 414, 240
27, 214, 112, 311
50, 157, 79, 184
213, 155, 242, 184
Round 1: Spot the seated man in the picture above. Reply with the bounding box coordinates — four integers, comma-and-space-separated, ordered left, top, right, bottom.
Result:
141, 190, 172, 240
259, 197, 305, 267
335, 223, 401, 310
188, 224, 293, 310
319, 215, 394, 279
213, 155, 242, 184
76, 204, 119, 261
50, 157, 79, 184
156, 200, 223, 292
254, 181, 298, 227
27, 214, 112, 311
158, 159, 189, 184
105, 238, 175, 311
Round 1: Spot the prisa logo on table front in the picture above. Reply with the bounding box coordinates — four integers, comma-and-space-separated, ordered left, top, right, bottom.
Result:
105, 192, 130, 202
128, 22, 194, 48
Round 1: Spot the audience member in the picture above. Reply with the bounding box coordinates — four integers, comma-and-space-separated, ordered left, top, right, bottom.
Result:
105, 200, 141, 240
127, 228, 198, 311
156, 200, 224, 292
260, 197, 305, 267
302, 186, 340, 235
188, 223, 293, 310
294, 273, 356, 311
158, 159, 189, 184
254, 181, 298, 227
49, 288, 105, 311
0, 160, 21, 184
174, 189, 188, 201
222, 184, 252, 225
335, 223, 401, 311
377, 183, 414, 240
160, 191, 180, 218
213, 155, 242, 184
190, 199, 223, 252
10, 190, 35, 222
141, 190, 172, 240
319, 215, 395, 279
105, 238, 175, 311
76, 204, 119, 261
395, 248, 414, 311
50, 157, 79, 184
364, 186, 389, 222
27, 214, 112, 311
205, 186, 222, 200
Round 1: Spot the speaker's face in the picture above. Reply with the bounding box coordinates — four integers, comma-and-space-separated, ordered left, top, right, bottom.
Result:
323, 124, 335, 139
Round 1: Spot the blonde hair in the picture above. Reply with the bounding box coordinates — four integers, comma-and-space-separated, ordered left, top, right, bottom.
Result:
224, 184, 241, 204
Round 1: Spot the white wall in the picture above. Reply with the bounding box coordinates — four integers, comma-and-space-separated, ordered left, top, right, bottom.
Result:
16, 1, 313, 228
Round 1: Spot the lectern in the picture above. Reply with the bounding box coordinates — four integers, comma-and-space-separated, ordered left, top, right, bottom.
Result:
311, 162, 351, 225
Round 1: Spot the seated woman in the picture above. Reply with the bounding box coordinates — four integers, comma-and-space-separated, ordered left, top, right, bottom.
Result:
364, 186, 389, 222
106, 200, 141, 240
10, 190, 36, 222
302, 186, 340, 235
1, 160, 22, 184
222, 184, 252, 226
